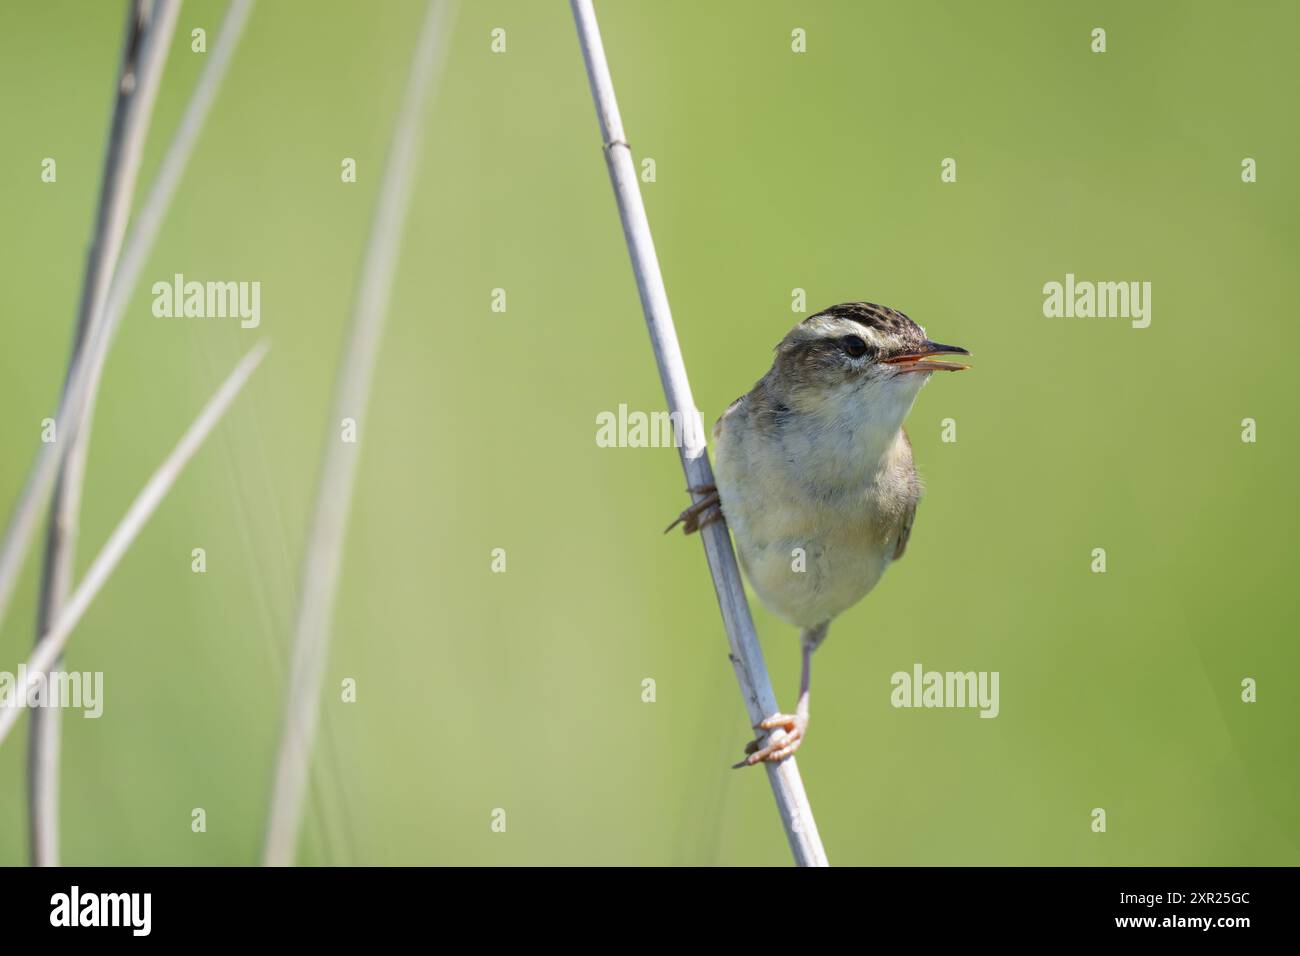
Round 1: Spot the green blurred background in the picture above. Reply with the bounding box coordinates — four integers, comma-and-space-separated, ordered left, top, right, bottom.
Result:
0, 0, 1296, 865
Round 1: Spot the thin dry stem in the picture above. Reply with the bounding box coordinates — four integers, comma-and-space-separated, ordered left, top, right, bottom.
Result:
0, 342, 269, 749
0, 1, 181, 645
29, 0, 182, 867
262, 0, 457, 867
569, 0, 828, 866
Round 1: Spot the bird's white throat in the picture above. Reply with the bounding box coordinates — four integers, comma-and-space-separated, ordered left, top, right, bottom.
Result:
791, 373, 927, 489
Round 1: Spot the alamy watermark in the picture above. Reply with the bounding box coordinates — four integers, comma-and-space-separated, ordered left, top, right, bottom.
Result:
890, 662, 999, 718
596, 404, 706, 448
50, 886, 150, 936
0, 667, 103, 718
152, 273, 260, 328
1043, 273, 1151, 328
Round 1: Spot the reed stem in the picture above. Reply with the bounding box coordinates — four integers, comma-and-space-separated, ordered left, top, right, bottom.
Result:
262, 0, 457, 867
568, 0, 827, 866
0, 342, 269, 750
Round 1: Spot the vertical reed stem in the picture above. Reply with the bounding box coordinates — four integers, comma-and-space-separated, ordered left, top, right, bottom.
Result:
262, 0, 457, 867
28, 0, 181, 867
569, 0, 828, 866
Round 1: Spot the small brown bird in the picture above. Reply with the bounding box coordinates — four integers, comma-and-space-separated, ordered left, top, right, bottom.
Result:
669, 302, 969, 766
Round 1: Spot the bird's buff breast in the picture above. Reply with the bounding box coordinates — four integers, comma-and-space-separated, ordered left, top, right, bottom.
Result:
713, 422, 902, 629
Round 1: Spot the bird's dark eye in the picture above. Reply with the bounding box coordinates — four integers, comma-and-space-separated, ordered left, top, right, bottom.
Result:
840, 335, 870, 358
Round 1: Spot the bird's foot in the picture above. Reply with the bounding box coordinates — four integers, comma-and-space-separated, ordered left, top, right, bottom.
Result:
733, 713, 808, 767
664, 484, 722, 534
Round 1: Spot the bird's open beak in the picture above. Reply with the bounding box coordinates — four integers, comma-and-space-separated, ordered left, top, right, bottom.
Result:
881, 341, 970, 373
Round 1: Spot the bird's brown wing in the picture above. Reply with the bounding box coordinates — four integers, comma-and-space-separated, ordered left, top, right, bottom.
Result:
893, 427, 917, 560
893, 499, 916, 561
712, 394, 745, 439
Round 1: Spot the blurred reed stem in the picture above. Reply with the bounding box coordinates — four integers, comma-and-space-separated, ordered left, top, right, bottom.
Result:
28, 0, 255, 867
262, 0, 457, 867
0, 0, 181, 663
0, 342, 270, 750
28, 0, 181, 867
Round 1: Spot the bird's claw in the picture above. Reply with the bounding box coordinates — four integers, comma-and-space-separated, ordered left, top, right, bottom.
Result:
733, 713, 808, 767
664, 484, 723, 534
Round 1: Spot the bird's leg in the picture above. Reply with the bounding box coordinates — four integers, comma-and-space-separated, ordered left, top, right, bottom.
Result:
735, 621, 828, 767
664, 484, 723, 534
